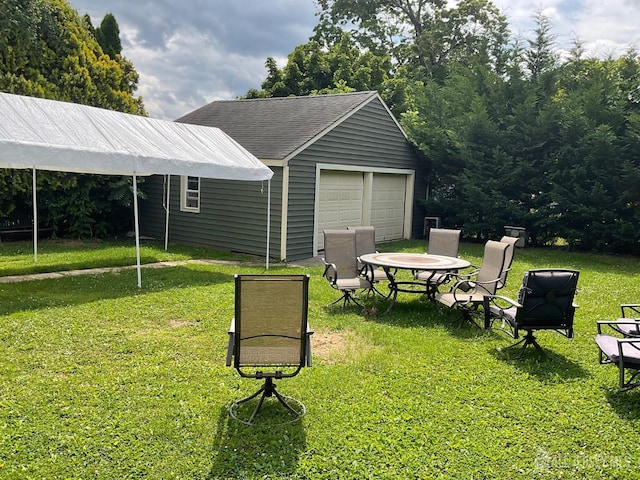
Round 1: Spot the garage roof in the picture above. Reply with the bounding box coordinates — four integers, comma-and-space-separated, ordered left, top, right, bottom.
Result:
176, 91, 392, 161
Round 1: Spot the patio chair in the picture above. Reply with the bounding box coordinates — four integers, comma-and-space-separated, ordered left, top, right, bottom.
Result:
596, 319, 640, 390
435, 240, 509, 327
426, 228, 462, 258
484, 269, 580, 358
348, 226, 390, 297
497, 235, 519, 291
226, 274, 313, 425
414, 228, 462, 299
598, 304, 640, 338
322, 229, 372, 307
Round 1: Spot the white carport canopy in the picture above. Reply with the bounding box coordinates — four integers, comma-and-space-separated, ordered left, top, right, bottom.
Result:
0, 92, 273, 286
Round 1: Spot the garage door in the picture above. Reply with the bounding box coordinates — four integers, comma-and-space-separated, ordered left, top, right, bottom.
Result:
371, 173, 406, 241
317, 170, 363, 250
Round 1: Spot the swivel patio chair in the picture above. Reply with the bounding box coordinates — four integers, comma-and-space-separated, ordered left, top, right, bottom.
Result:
596, 319, 640, 390
497, 235, 519, 291
484, 269, 580, 358
436, 240, 509, 327
599, 304, 640, 338
414, 228, 462, 299
322, 229, 372, 307
226, 274, 313, 425
348, 226, 390, 297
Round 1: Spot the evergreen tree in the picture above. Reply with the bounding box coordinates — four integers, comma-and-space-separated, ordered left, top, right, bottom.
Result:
95, 13, 122, 59
0, 0, 146, 237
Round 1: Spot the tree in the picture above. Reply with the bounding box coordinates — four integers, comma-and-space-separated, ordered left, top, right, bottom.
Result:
250, 5, 640, 253
314, 0, 510, 84
94, 13, 122, 59
0, 0, 146, 237
247, 33, 392, 99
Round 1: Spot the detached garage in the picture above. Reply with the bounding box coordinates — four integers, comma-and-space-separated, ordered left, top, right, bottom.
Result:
315, 169, 413, 250
140, 91, 425, 261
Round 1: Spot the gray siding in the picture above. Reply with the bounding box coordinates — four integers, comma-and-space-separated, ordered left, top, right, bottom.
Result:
284, 98, 426, 260
140, 171, 282, 258
140, 96, 425, 262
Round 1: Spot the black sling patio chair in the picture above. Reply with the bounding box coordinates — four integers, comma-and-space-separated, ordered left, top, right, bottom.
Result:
226, 274, 313, 425
322, 229, 372, 307
484, 269, 580, 358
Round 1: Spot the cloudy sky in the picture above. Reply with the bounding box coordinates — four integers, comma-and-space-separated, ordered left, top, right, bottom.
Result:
68, 0, 640, 121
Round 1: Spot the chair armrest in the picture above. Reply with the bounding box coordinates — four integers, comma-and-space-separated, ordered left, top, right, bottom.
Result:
616, 337, 640, 362
322, 259, 338, 284
226, 318, 236, 367
484, 294, 522, 309
359, 263, 379, 282
448, 270, 477, 283
305, 324, 314, 367
450, 275, 503, 299
621, 304, 640, 318
597, 320, 640, 337
483, 295, 521, 329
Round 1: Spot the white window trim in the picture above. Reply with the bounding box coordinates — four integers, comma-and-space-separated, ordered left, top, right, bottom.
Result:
180, 175, 201, 213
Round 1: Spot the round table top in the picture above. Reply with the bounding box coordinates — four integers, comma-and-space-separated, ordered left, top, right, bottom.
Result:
359, 252, 470, 271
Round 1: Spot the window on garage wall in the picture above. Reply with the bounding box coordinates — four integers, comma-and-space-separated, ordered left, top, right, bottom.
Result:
180, 176, 200, 213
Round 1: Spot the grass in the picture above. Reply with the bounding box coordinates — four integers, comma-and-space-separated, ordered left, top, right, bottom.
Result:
1, 239, 639, 479
0, 238, 261, 276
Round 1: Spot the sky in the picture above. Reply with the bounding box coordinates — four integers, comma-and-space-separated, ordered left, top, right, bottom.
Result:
68, 0, 640, 121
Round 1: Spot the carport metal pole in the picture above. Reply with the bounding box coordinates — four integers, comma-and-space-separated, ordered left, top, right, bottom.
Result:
266, 179, 271, 269
133, 173, 142, 288
164, 174, 170, 251
32, 167, 37, 263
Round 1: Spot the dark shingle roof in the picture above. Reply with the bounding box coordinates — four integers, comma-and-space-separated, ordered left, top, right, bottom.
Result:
175, 91, 379, 160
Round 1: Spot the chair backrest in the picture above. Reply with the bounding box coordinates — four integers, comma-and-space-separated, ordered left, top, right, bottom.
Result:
233, 274, 309, 378
474, 240, 510, 295
349, 226, 377, 257
427, 228, 461, 257
323, 229, 360, 278
515, 269, 579, 330
497, 235, 519, 289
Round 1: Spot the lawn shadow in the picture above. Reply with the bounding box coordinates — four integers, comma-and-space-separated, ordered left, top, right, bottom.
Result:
208, 402, 307, 479
603, 388, 640, 420
359, 294, 454, 329
0, 265, 235, 316
488, 346, 590, 383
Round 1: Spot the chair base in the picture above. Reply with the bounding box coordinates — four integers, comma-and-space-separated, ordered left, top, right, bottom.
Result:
598, 352, 640, 391
328, 290, 365, 308
618, 369, 640, 391
229, 377, 306, 426
451, 307, 482, 329
368, 283, 392, 300
506, 331, 543, 358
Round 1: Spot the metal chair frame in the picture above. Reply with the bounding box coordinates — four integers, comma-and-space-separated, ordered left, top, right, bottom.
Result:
322, 229, 372, 307
484, 269, 579, 358
226, 274, 312, 425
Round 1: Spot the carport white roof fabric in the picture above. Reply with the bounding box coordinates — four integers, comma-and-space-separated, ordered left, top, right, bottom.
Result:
0, 93, 273, 286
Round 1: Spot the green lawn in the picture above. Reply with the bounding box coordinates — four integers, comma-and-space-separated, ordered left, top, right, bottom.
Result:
1, 239, 639, 479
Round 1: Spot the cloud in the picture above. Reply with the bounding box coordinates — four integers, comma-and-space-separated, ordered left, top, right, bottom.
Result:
71, 0, 318, 119
69, 0, 640, 120
493, 0, 640, 56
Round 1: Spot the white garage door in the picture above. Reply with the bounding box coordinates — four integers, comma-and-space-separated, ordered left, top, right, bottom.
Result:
317, 170, 363, 250
371, 173, 406, 241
